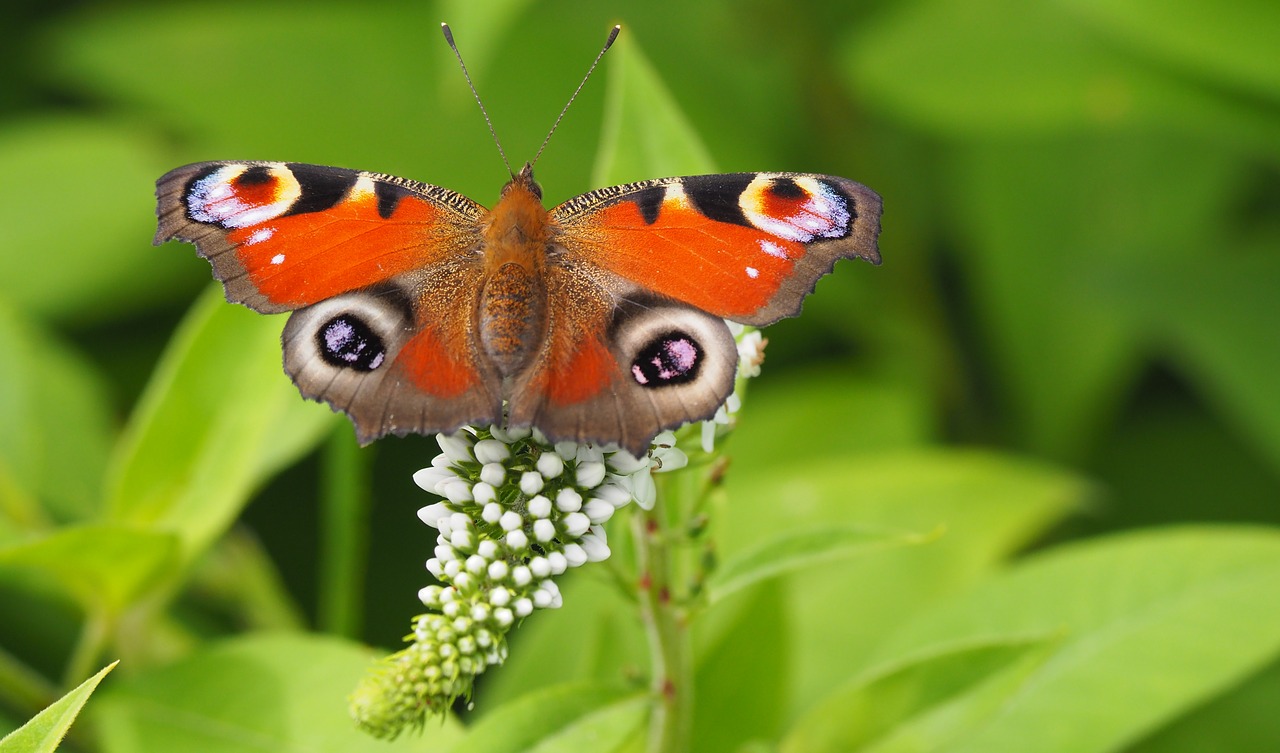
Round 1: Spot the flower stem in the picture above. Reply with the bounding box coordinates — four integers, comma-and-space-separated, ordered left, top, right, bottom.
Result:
633, 486, 694, 753
319, 428, 370, 638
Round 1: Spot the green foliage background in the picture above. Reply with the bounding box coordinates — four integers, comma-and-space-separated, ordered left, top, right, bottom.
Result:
1, 0, 1278, 751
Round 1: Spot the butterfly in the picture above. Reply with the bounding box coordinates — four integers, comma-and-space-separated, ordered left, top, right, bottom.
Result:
153, 26, 882, 457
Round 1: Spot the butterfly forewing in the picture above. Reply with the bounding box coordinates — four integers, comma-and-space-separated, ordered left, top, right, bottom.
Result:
552, 172, 881, 327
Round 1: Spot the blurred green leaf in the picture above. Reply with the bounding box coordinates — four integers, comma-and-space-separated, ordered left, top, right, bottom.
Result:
947, 133, 1244, 458
592, 30, 716, 185
876, 527, 1280, 753
693, 581, 790, 753
454, 683, 645, 753
721, 450, 1089, 718
0, 119, 194, 322
105, 287, 335, 561
1058, 0, 1280, 100
474, 573, 647, 716
0, 303, 113, 528
1140, 250, 1280, 478
92, 634, 460, 752
706, 524, 932, 605
780, 637, 1054, 753
0, 525, 178, 617
0, 660, 115, 753
1128, 659, 1280, 753
843, 0, 1280, 151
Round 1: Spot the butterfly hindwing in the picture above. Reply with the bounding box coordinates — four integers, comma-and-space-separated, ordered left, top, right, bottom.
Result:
552, 172, 881, 326
506, 263, 738, 456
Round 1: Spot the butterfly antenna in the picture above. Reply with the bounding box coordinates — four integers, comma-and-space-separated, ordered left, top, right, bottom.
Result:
442, 23, 512, 176
530, 24, 621, 169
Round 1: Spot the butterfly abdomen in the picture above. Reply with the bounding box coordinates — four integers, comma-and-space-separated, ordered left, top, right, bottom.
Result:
479, 262, 545, 376
477, 170, 554, 376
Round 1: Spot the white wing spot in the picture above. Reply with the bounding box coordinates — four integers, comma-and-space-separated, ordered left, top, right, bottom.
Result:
758, 239, 790, 259
246, 227, 275, 245
271, 253, 286, 265
745, 266, 759, 278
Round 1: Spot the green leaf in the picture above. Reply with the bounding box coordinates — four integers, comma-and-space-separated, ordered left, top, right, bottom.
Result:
875, 527, 1280, 753
0, 525, 179, 616
0, 303, 114, 527
473, 574, 647, 715
780, 637, 1055, 753
105, 287, 336, 561
946, 132, 1244, 458
1127, 658, 1280, 753
0, 660, 116, 753
93, 634, 461, 753
693, 581, 790, 753
1139, 250, 1280, 479
842, 0, 1280, 151
453, 683, 646, 753
592, 30, 716, 185
0, 119, 192, 322
706, 524, 934, 605
1058, 0, 1280, 100
721, 450, 1088, 718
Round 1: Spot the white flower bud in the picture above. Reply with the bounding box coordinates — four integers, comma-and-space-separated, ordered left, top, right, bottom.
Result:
470, 604, 490, 622
563, 543, 587, 567
412, 466, 452, 493
547, 551, 568, 574
511, 565, 532, 586
506, 530, 528, 549
473, 439, 511, 464
519, 471, 544, 495
465, 555, 487, 574
452, 572, 473, 591
487, 560, 509, 580
436, 432, 474, 464
513, 597, 533, 617
536, 451, 564, 478
444, 559, 463, 578
529, 557, 551, 578
479, 463, 506, 487
532, 589, 552, 608
554, 441, 578, 460
606, 449, 647, 474
576, 461, 607, 488
584, 498, 614, 523
442, 479, 474, 503
418, 502, 449, 527
499, 511, 523, 532
533, 518, 556, 542
443, 601, 461, 618
418, 585, 442, 605
449, 530, 473, 551
528, 495, 552, 518
595, 483, 633, 507
458, 636, 477, 655
481, 503, 503, 524
581, 532, 611, 562
494, 607, 514, 627
555, 487, 582, 512
434, 544, 456, 562
473, 481, 497, 506
488, 587, 511, 607
477, 540, 498, 560
562, 512, 590, 537
426, 558, 443, 577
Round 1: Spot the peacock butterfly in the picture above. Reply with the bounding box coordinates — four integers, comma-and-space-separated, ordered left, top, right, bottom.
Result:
153, 25, 882, 456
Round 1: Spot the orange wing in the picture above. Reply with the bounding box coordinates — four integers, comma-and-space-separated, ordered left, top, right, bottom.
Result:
155, 161, 486, 312
551, 172, 881, 326
155, 161, 503, 441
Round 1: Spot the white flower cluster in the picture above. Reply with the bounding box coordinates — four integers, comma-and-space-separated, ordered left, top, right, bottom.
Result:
350, 426, 687, 734
351, 323, 764, 737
